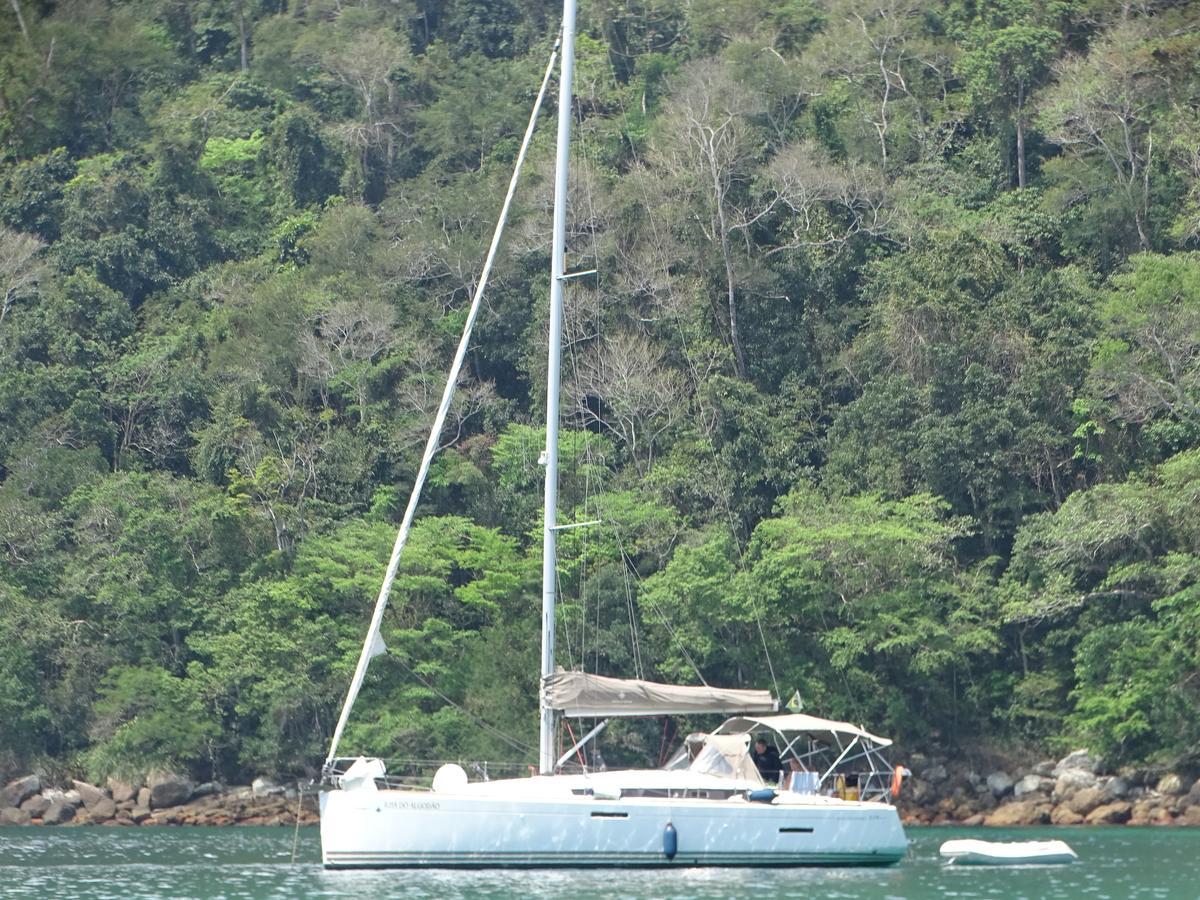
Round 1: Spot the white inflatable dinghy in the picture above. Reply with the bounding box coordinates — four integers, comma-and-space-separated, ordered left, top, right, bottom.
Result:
939, 839, 1077, 866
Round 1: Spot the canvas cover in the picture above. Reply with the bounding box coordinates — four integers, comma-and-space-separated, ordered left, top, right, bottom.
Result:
688, 733, 763, 783
542, 671, 778, 718
714, 713, 893, 748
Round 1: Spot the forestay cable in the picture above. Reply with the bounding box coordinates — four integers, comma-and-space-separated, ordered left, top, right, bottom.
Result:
324, 38, 561, 771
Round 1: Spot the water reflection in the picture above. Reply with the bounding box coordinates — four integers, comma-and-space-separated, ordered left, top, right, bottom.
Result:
0, 825, 1190, 899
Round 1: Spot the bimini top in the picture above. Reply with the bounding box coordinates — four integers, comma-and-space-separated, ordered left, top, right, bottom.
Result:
542, 670, 778, 718
714, 713, 892, 748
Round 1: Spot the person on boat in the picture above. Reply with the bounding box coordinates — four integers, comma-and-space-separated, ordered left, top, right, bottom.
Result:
751, 737, 782, 784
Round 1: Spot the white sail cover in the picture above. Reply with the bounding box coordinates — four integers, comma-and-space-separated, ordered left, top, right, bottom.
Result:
543, 671, 777, 718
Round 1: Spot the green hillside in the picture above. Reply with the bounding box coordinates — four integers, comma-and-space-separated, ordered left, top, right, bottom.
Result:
1, 0, 1199, 782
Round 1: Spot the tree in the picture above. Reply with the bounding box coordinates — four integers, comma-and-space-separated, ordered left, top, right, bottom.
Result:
298, 298, 397, 421
959, 22, 1059, 189
104, 335, 208, 472
317, 27, 412, 202
6, 0, 29, 46
269, 109, 342, 208
0, 225, 45, 328
767, 140, 890, 252
653, 59, 764, 378
570, 330, 685, 471
1036, 20, 1163, 249
803, 0, 930, 168
1002, 448, 1200, 760
830, 232, 1097, 548
1089, 252, 1200, 429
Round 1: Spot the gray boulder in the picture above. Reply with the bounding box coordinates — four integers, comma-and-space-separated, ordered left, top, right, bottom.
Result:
71, 780, 109, 812
1104, 776, 1131, 800
193, 781, 223, 799
986, 771, 1014, 798
922, 764, 949, 784
137, 787, 152, 809
1054, 749, 1101, 776
1187, 780, 1200, 805
148, 772, 193, 809
42, 801, 75, 825
0, 775, 42, 808
20, 795, 49, 817
252, 776, 285, 797
40, 788, 80, 809
1065, 785, 1106, 816
1013, 774, 1053, 798
1157, 773, 1189, 796
107, 778, 137, 804
90, 797, 117, 821
1055, 768, 1098, 797
1, 806, 31, 825
1032, 760, 1057, 777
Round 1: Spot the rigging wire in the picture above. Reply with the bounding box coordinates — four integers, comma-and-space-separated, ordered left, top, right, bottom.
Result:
391, 654, 536, 758
558, 62, 654, 681
613, 529, 705, 685
571, 39, 659, 681
322, 38, 561, 769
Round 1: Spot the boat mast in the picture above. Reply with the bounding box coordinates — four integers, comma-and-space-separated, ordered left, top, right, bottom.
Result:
540, 0, 577, 776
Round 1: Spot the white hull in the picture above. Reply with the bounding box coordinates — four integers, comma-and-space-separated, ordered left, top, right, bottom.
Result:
939, 839, 1077, 866
320, 774, 907, 868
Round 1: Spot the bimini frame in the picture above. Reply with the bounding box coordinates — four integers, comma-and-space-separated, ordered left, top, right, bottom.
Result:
713, 713, 898, 802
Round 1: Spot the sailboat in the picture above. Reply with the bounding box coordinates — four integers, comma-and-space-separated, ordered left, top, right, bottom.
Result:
318, 0, 908, 868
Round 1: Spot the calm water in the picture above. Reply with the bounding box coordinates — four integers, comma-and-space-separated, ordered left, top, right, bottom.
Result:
0, 825, 1195, 898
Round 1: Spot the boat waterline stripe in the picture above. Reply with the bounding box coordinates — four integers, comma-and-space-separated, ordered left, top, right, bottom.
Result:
323, 850, 905, 868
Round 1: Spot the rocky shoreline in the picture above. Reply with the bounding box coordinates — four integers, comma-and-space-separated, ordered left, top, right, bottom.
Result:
0, 773, 318, 827
2, 748, 1198, 828
897, 749, 1200, 828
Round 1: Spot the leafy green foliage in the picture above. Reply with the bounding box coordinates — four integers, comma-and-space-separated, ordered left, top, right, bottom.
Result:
2, 0, 1200, 781
1002, 449, 1200, 760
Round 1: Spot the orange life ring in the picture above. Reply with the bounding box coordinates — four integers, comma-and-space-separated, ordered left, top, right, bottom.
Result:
890, 765, 904, 798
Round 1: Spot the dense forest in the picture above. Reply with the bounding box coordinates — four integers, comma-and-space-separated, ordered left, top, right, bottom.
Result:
1, 0, 1198, 784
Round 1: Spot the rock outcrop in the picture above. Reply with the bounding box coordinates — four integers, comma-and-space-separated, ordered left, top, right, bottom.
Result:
1085, 801, 1132, 825
983, 800, 1050, 826
1, 806, 32, 825
898, 746, 1200, 829
147, 772, 193, 809
985, 771, 1014, 798
0, 774, 42, 809
1054, 750, 1102, 775
19, 795, 49, 817
71, 780, 108, 811
42, 801, 76, 825
107, 778, 138, 804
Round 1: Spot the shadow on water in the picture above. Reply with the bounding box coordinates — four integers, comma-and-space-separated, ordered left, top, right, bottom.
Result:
0, 825, 1193, 899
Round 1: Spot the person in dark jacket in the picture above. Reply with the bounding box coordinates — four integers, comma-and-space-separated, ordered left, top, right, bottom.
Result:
751, 737, 782, 784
